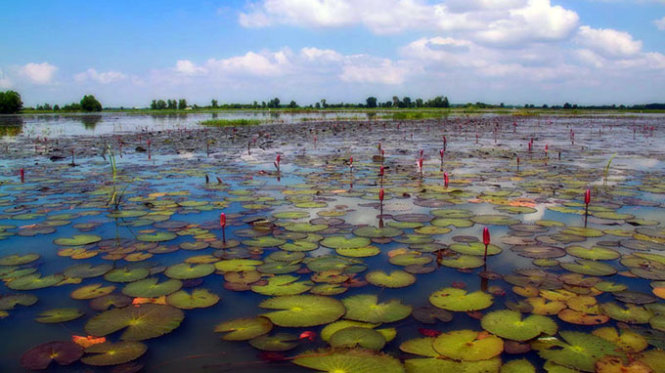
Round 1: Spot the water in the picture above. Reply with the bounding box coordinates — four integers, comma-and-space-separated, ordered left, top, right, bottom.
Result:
0, 113, 664, 372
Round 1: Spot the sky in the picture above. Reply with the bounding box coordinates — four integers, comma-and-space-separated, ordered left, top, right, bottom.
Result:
0, 0, 664, 107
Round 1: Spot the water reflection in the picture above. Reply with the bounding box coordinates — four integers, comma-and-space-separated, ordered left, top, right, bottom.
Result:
0, 115, 23, 137
80, 114, 102, 130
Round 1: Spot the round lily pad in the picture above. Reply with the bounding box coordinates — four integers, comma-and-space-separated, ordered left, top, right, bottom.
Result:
249, 333, 300, 351
64, 263, 113, 279
566, 246, 620, 260
431, 218, 474, 228
293, 349, 404, 373
561, 260, 617, 276
429, 288, 493, 312
342, 294, 411, 323
438, 254, 485, 269
592, 327, 648, 354
0, 253, 39, 266
54, 234, 101, 246
7, 273, 65, 290
365, 270, 416, 288
329, 327, 386, 350
534, 331, 626, 372
36, 308, 84, 323
321, 320, 380, 342
85, 304, 184, 341
321, 236, 372, 250
215, 317, 273, 341
81, 341, 147, 366
89, 294, 132, 311
166, 289, 220, 309
165, 263, 215, 279
20, 341, 83, 370
241, 236, 287, 247
600, 302, 653, 324
215, 259, 263, 272
104, 267, 150, 283
0, 293, 38, 310
336, 246, 381, 257
251, 275, 313, 296
432, 330, 503, 361
353, 226, 402, 238
481, 310, 558, 341
450, 242, 502, 256
71, 284, 116, 300
260, 295, 346, 327
471, 214, 520, 225
122, 277, 182, 298
404, 358, 501, 373
412, 305, 453, 324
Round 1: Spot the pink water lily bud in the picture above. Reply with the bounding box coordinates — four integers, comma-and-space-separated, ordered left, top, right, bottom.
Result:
379, 188, 384, 201
584, 189, 591, 205
483, 227, 490, 246
220, 212, 226, 227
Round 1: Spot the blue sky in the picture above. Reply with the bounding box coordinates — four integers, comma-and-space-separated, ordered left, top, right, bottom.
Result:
1, 0, 664, 107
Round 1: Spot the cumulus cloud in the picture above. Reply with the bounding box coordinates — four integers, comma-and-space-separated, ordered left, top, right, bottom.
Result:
175, 60, 207, 76
0, 69, 11, 89
19, 62, 57, 84
340, 57, 410, 84
239, 0, 579, 45
575, 26, 642, 58
655, 16, 665, 30
74, 68, 127, 84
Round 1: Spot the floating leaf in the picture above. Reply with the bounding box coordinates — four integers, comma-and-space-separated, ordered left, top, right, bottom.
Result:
321, 320, 380, 342
36, 308, 84, 323
329, 327, 386, 350
0, 293, 38, 310
71, 284, 116, 300
353, 226, 402, 238
260, 295, 345, 327
343, 294, 411, 323
365, 270, 416, 288
104, 267, 150, 283
214, 317, 273, 341
450, 242, 502, 256
20, 341, 83, 370
215, 259, 263, 272
336, 246, 381, 257
561, 260, 617, 276
534, 331, 626, 372
471, 214, 520, 225
64, 263, 113, 279
481, 310, 557, 341
251, 275, 313, 296
432, 330, 503, 361
501, 359, 536, 373
85, 304, 184, 341
592, 327, 648, 354
566, 246, 620, 261
399, 337, 439, 357
166, 289, 219, 309
412, 306, 453, 324
164, 263, 215, 279
249, 333, 300, 351
293, 348, 405, 373
600, 302, 653, 324
81, 341, 147, 366
136, 231, 177, 242
429, 288, 493, 312
321, 236, 372, 250
404, 357, 501, 373
0, 253, 39, 266
122, 277, 182, 298
54, 234, 102, 246
7, 273, 65, 290
438, 254, 485, 269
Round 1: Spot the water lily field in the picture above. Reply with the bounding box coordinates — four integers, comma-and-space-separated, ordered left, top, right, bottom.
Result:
1, 112, 665, 372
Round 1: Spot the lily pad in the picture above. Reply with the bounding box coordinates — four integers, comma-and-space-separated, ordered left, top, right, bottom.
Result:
251, 275, 313, 296
81, 341, 147, 366
329, 327, 386, 350
54, 234, 101, 246
471, 214, 520, 225
592, 327, 648, 354
450, 242, 502, 256
0, 253, 39, 266
36, 308, 84, 323
365, 270, 416, 288
561, 260, 617, 276
249, 333, 300, 351
600, 302, 653, 324
353, 226, 402, 238
432, 330, 503, 361
260, 295, 346, 327
342, 294, 411, 323
166, 289, 220, 309
293, 348, 405, 373
20, 341, 83, 370
481, 310, 557, 341
214, 317, 273, 341
534, 331, 626, 372
429, 288, 493, 312
85, 304, 184, 341
64, 263, 113, 279
321, 236, 372, 250
104, 267, 150, 283
165, 263, 215, 279
122, 277, 182, 298
71, 284, 116, 300
0, 293, 38, 310
566, 246, 620, 261
404, 357, 501, 373
438, 254, 485, 269
7, 273, 65, 290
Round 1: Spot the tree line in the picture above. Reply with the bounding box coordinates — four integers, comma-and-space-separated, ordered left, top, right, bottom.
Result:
0, 91, 102, 113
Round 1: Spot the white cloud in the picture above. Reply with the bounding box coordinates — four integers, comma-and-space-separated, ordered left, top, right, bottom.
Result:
655, 16, 665, 30
300, 47, 342, 62
0, 69, 11, 89
206, 50, 292, 77
239, 0, 579, 45
19, 62, 57, 84
576, 25, 642, 58
175, 60, 207, 76
74, 68, 127, 84
340, 57, 410, 84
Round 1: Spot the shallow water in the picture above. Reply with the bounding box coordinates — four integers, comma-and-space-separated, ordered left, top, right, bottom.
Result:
0, 114, 664, 372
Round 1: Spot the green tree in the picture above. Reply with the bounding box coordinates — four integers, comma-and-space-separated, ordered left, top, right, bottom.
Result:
366, 97, 377, 108
392, 96, 400, 108
288, 100, 297, 108
178, 99, 187, 110
80, 95, 102, 112
53, 104, 60, 111
156, 100, 167, 110
211, 99, 218, 108
415, 98, 423, 107
401, 97, 412, 108
0, 90, 23, 114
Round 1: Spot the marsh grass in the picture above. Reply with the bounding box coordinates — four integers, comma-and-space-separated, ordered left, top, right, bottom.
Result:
200, 119, 262, 127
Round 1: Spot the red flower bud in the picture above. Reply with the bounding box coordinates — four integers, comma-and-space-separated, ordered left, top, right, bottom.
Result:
584, 189, 591, 205
483, 227, 490, 246
220, 212, 226, 227
379, 188, 384, 201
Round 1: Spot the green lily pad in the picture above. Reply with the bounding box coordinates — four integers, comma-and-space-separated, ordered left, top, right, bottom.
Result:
215, 259, 263, 272
260, 295, 346, 327
280, 240, 319, 252
273, 211, 310, 219
329, 327, 386, 350
321, 320, 381, 342
71, 284, 116, 300
431, 218, 474, 228
81, 341, 147, 366
166, 289, 220, 309
561, 260, 617, 276
566, 246, 620, 260
337, 246, 381, 257
429, 288, 493, 312
592, 327, 648, 354
389, 252, 432, 266
432, 330, 503, 361
560, 227, 604, 238
251, 275, 313, 296
85, 304, 184, 341
431, 209, 473, 218
310, 283, 347, 296
471, 214, 520, 225
121, 277, 182, 298
400, 337, 439, 357
136, 231, 177, 242
534, 331, 626, 372
342, 294, 412, 323
321, 236, 372, 249
481, 310, 558, 341
450, 242, 502, 256
501, 359, 536, 373
242, 236, 287, 247
0, 293, 38, 310
599, 302, 653, 324
54, 234, 102, 246
104, 267, 150, 283
20, 341, 83, 370
7, 273, 65, 290
353, 226, 402, 238
257, 261, 301, 274
282, 222, 328, 233
306, 256, 364, 273
0, 253, 39, 266
164, 263, 215, 279
404, 357, 501, 373
438, 254, 485, 269
63, 263, 113, 279
36, 308, 84, 323
214, 317, 273, 341
293, 348, 405, 373
365, 270, 416, 288
249, 333, 300, 351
